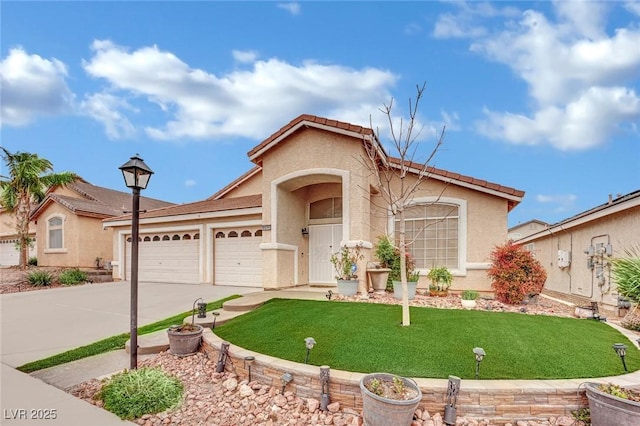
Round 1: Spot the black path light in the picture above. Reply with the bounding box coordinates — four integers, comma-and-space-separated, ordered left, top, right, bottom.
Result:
444, 375, 461, 426
119, 154, 153, 370
197, 300, 207, 318
613, 343, 628, 372
304, 337, 316, 364
244, 356, 255, 382
191, 298, 204, 323
211, 311, 220, 329
473, 347, 486, 379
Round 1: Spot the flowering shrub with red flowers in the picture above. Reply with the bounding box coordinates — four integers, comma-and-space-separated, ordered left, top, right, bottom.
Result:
487, 241, 547, 304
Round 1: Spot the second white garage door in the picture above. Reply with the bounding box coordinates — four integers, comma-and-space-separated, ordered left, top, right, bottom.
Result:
214, 228, 262, 287
126, 233, 200, 284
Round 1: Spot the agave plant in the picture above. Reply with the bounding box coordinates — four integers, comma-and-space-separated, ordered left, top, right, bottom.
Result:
611, 245, 640, 330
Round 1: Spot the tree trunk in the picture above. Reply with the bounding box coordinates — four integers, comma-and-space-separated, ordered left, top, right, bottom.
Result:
621, 305, 640, 330
399, 209, 410, 326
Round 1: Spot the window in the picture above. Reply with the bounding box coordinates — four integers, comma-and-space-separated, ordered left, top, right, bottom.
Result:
228, 231, 238, 238
395, 203, 459, 269
48, 217, 63, 249
153, 236, 161, 241
241, 230, 252, 237
215, 232, 225, 239
310, 197, 342, 220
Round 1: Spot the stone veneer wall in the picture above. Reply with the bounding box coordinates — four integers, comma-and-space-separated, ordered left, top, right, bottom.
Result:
202, 330, 590, 425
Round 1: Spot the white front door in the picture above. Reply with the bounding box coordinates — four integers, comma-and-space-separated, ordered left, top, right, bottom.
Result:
309, 224, 342, 283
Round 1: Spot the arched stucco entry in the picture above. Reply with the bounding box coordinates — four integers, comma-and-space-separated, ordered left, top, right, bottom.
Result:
260, 168, 353, 289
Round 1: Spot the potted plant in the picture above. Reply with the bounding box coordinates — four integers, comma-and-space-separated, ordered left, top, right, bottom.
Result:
585, 382, 640, 426
330, 243, 364, 296
167, 301, 204, 357
461, 290, 479, 309
427, 266, 453, 297
368, 236, 394, 294
359, 373, 422, 426
392, 253, 419, 300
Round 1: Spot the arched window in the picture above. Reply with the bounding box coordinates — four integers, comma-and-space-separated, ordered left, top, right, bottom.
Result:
183, 234, 191, 240
228, 231, 238, 238
193, 233, 200, 239
47, 216, 64, 249
215, 232, 225, 238
241, 230, 252, 237
143, 236, 151, 242
310, 197, 342, 219
255, 230, 262, 237
172, 235, 180, 240
162, 235, 170, 241
126, 237, 132, 243
153, 236, 161, 241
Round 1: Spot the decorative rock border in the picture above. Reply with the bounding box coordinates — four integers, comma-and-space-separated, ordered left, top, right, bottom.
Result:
202, 329, 640, 425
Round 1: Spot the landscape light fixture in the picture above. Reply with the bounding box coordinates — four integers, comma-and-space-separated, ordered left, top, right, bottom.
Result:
192, 298, 204, 323
119, 154, 153, 370
244, 356, 255, 382
197, 301, 207, 318
444, 375, 461, 426
320, 366, 330, 411
211, 311, 220, 329
281, 372, 293, 393
613, 343, 628, 372
304, 337, 316, 364
473, 347, 486, 380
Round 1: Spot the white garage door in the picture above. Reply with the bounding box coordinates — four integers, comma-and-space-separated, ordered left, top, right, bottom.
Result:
215, 228, 262, 287
0, 239, 36, 266
126, 232, 199, 284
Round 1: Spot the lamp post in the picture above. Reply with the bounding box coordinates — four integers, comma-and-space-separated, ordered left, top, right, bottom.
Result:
613, 343, 628, 372
473, 347, 486, 379
119, 154, 153, 370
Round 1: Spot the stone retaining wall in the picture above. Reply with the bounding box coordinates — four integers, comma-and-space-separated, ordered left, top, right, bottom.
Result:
202, 329, 591, 425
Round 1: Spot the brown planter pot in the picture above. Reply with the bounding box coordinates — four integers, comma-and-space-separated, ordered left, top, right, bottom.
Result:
167, 324, 203, 357
429, 290, 449, 297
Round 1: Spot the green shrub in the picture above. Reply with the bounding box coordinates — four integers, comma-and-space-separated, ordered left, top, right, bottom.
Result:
487, 241, 547, 304
27, 270, 54, 286
97, 368, 183, 420
27, 257, 38, 266
58, 268, 88, 286
462, 290, 479, 300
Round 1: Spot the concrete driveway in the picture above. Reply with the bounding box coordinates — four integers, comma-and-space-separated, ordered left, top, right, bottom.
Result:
0, 281, 260, 368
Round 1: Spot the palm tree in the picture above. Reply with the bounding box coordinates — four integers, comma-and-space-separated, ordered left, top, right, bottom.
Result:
612, 245, 640, 331
0, 148, 78, 269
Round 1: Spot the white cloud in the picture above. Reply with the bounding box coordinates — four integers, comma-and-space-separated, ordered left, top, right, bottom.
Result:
468, 4, 640, 150
80, 92, 137, 139
433, 1, 520, 39
277, 2, 301, 16
0, 47, 74, 126
536, 193, 577, 213
626, 1, 640, 16
232, 50, 258, 64
82, 40, 398, 141
184, 179, 196, 187
433, 13, 487, 39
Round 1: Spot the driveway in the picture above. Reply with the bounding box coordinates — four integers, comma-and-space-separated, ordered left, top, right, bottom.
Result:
0, 281, 260, 368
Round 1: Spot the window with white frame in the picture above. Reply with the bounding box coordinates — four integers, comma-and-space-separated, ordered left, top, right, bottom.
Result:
395, 203, 459, 269
48, 216, 64, 249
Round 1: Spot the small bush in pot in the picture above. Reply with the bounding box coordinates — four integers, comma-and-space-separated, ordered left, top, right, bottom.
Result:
585, 382, 640, 426
330, 244, 364, 281
462, 290, 478, 300
427, 266, 452, 296
360, 373, 422, 426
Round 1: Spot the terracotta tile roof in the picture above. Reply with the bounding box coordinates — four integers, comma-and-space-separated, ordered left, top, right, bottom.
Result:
104, 194, 262, 222
247, 114, 374, 161
30, 180, 174, 220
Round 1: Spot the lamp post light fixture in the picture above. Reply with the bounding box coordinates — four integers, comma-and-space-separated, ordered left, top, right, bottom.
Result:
473, 347, 486, 380
281, 372, 293, 394
119, 154, 153, 370
304, 337, 316, 364
191, 298, 204, 324
244, 356, 255, 382
197, 301, 207, 318
613, 343, 628, 372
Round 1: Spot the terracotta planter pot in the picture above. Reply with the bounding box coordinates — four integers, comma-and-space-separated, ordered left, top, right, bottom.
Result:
585, 382, 640, 426
167, 324, 203, 357
359, 373, 422, 426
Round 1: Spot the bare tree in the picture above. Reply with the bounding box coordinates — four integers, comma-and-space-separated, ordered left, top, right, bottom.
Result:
362, 83, 446, 326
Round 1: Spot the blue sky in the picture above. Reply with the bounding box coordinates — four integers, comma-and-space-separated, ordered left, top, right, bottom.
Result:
1, 1, 639, 228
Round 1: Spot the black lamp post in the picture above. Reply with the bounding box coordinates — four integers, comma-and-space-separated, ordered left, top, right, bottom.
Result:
119, 154, 153, 370
473, 347, 486, 379
613, 343, 628, 372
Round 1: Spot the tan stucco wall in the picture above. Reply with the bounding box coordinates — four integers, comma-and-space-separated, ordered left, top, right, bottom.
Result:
523, 204, 640, 310
0, 210, 37, 237
218, 170, 262, 198
36, 202, 112, 268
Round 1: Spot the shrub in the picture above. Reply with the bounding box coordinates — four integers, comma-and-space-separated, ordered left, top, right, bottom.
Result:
97, 367, 183, 420
58, 268, 88, 286
374, 235, 396, 268
462, 290, 479, 300
27, 256, 38, 266
27, 270, 54, 286
487, 241, 547, 304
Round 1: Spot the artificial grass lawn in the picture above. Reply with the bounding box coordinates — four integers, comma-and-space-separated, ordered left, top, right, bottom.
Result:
215, 298, 640, 380
17, 295, 240, 374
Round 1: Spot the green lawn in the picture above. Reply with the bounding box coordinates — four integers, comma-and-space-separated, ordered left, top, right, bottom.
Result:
215, 298, 640, 380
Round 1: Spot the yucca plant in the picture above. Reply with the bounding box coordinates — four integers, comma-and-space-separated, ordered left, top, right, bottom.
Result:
27, 270, 54, 286
611, 245, 640, 331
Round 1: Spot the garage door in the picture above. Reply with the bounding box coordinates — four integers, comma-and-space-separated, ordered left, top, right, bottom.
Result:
214, 228, 262, 287
0, 238, 36, 266
126, 232, 199, 284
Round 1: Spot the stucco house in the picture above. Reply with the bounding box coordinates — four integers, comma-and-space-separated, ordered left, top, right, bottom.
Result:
515, 190, 640, 313
103, 114, 525, 293
0, 208, 37, 266
508, 219, 549, 241
28, 179, 173, 269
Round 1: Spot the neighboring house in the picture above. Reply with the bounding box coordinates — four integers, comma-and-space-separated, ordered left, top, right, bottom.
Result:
29, 179, 174, 269
508, 219, 549, 241
103, 114, 524, 292
515, 190, 640, 312
0, 208, 36, 266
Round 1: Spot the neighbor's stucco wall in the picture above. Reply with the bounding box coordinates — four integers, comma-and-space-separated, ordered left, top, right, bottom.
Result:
523, 204, 640, 310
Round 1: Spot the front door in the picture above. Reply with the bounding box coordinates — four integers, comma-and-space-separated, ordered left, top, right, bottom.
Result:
309, 224, 342, 283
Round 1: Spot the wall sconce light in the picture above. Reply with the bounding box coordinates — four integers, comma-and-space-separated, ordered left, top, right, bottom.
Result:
304, 337, 316, 364
473, 347, 486, 379
281, 372, 293, 393
301, 227, 309, 237
613, 343, 628, 372
244, 356, 255, 382
444, 375, 461, 426
197, 301, 207, 318
211, 311, 220, 330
